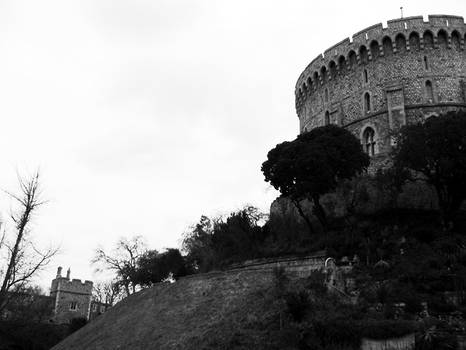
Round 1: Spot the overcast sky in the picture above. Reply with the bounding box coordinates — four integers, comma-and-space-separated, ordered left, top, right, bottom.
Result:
0, 0, 464, 290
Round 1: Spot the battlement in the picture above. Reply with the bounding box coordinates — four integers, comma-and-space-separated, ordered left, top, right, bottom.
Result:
50, 267, 93, 296
295, 14, 466, 103
51, 277, 93, 295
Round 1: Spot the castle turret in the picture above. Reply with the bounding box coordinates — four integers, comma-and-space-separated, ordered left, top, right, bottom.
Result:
50, 267, 93, 324
295, 14, 466, 169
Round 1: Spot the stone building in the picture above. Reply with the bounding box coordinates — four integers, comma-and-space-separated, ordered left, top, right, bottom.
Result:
50, 267, 93, 323
89, 300, 111, 321
295, 14, 466, 168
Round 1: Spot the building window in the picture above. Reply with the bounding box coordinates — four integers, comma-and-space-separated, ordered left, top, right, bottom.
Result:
423, 56, 429, 70
425, 80, 433, 102
92, 303, 98, 312
100, 306, 106, 313
325, 111, 330, 125
363, 69, 368, 83
324, 88, 329, 103
69, 301, 78, 311
363, 127, 376, 156
364, 92, 371, 113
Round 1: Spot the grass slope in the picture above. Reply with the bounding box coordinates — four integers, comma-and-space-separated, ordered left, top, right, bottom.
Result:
52, 268, 284, 350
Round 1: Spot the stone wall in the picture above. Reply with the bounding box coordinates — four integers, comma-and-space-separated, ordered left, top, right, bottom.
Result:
361, 333, 415, 350
50, 275, 93, 324
295, 14, 466, 168
227, 251, 327, 278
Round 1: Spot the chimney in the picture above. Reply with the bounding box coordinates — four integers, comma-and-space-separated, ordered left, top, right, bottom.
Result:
66, 268, 71, 280
56, 266, 62, 278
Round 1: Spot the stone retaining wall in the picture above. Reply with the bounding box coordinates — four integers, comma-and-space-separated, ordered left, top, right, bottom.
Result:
361, 333, 415, 350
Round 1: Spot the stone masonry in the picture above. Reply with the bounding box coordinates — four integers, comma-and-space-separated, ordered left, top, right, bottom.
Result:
295, 15, 466, 168
50, 267, 93, 323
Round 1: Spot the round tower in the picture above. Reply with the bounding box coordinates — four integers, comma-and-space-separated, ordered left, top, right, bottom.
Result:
295, 15, 466, 168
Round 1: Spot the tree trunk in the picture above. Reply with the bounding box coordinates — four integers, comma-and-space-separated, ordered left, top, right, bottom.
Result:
312, 195, 327, 230
434, 183, 459, 231
291, 199, 315, 235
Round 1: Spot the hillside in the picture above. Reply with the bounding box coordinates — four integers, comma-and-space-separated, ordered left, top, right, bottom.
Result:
52, 267, 289, 350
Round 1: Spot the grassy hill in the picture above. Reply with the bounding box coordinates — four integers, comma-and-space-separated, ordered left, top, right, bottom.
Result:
52, 268, 288, 350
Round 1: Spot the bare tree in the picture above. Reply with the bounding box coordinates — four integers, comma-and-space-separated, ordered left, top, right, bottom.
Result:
0, 171, 58, 312
92, 235, 147, 297
93, 279, 123, 306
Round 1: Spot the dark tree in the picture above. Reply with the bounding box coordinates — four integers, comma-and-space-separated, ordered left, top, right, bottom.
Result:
135, 248, 188, 286
393, 111, 466, 229
182, 215, 217, 273
261, 125, 369, 233
182, 207, 267, 271
210, 206, 266, 264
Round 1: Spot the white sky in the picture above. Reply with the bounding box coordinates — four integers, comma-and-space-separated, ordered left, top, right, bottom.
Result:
0, 0, 464, 290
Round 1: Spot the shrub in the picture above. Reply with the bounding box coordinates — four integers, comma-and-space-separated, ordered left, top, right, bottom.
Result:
272, 266, 289, 297
360, 319, 416, 339
285, 290, 310, 322
306, 270, 327, 295
302, 319, 361, 349
69, 317, 87, 334
416, 320, 458, 350
0, 320, 68, 350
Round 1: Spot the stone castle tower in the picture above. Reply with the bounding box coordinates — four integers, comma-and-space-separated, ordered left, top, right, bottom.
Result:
50, 266, 93, 323
295, 14, 466, 168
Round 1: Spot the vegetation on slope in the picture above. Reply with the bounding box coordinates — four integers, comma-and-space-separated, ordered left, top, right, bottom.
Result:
75, 112, 466, 349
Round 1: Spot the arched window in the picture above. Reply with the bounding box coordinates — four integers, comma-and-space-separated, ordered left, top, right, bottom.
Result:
348, 50, 357, 69
363, 127, 376, 156
329, 61, 337, 79
423, 56, 429, 70
302, 83, 308, 96
423, 31, 434, 49
338, 55, 346, 74
451, 31, 461, 50
306, 77, 313, 91
425, 80, 434, 102
363, 69, 368, 83
409, 32, 420, 51
437, 30, 448, 49
370, 40, 380, 60
325, 111, 330, 125
320, 66, 328, 83
359, 46, 369, 64
313, 72, 319, 88
395, 34, 407, 53
324, 88, 329, 103
382, 36, 393, 56
364, 92, 371, 113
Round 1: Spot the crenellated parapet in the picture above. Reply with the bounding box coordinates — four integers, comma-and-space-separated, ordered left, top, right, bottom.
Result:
295, 14, 466, 112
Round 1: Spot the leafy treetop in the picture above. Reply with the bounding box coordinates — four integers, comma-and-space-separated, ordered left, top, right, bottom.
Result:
262, 125, 369, 232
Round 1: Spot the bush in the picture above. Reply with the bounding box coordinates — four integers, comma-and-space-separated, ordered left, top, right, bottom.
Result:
0, 320, 68, 350
306, 270, 327, 295
360, 319, 416, 339
311, 319, 361, 348
416, 320, 458, 350
285, 290, 310, 322
69, 317, 87, 334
